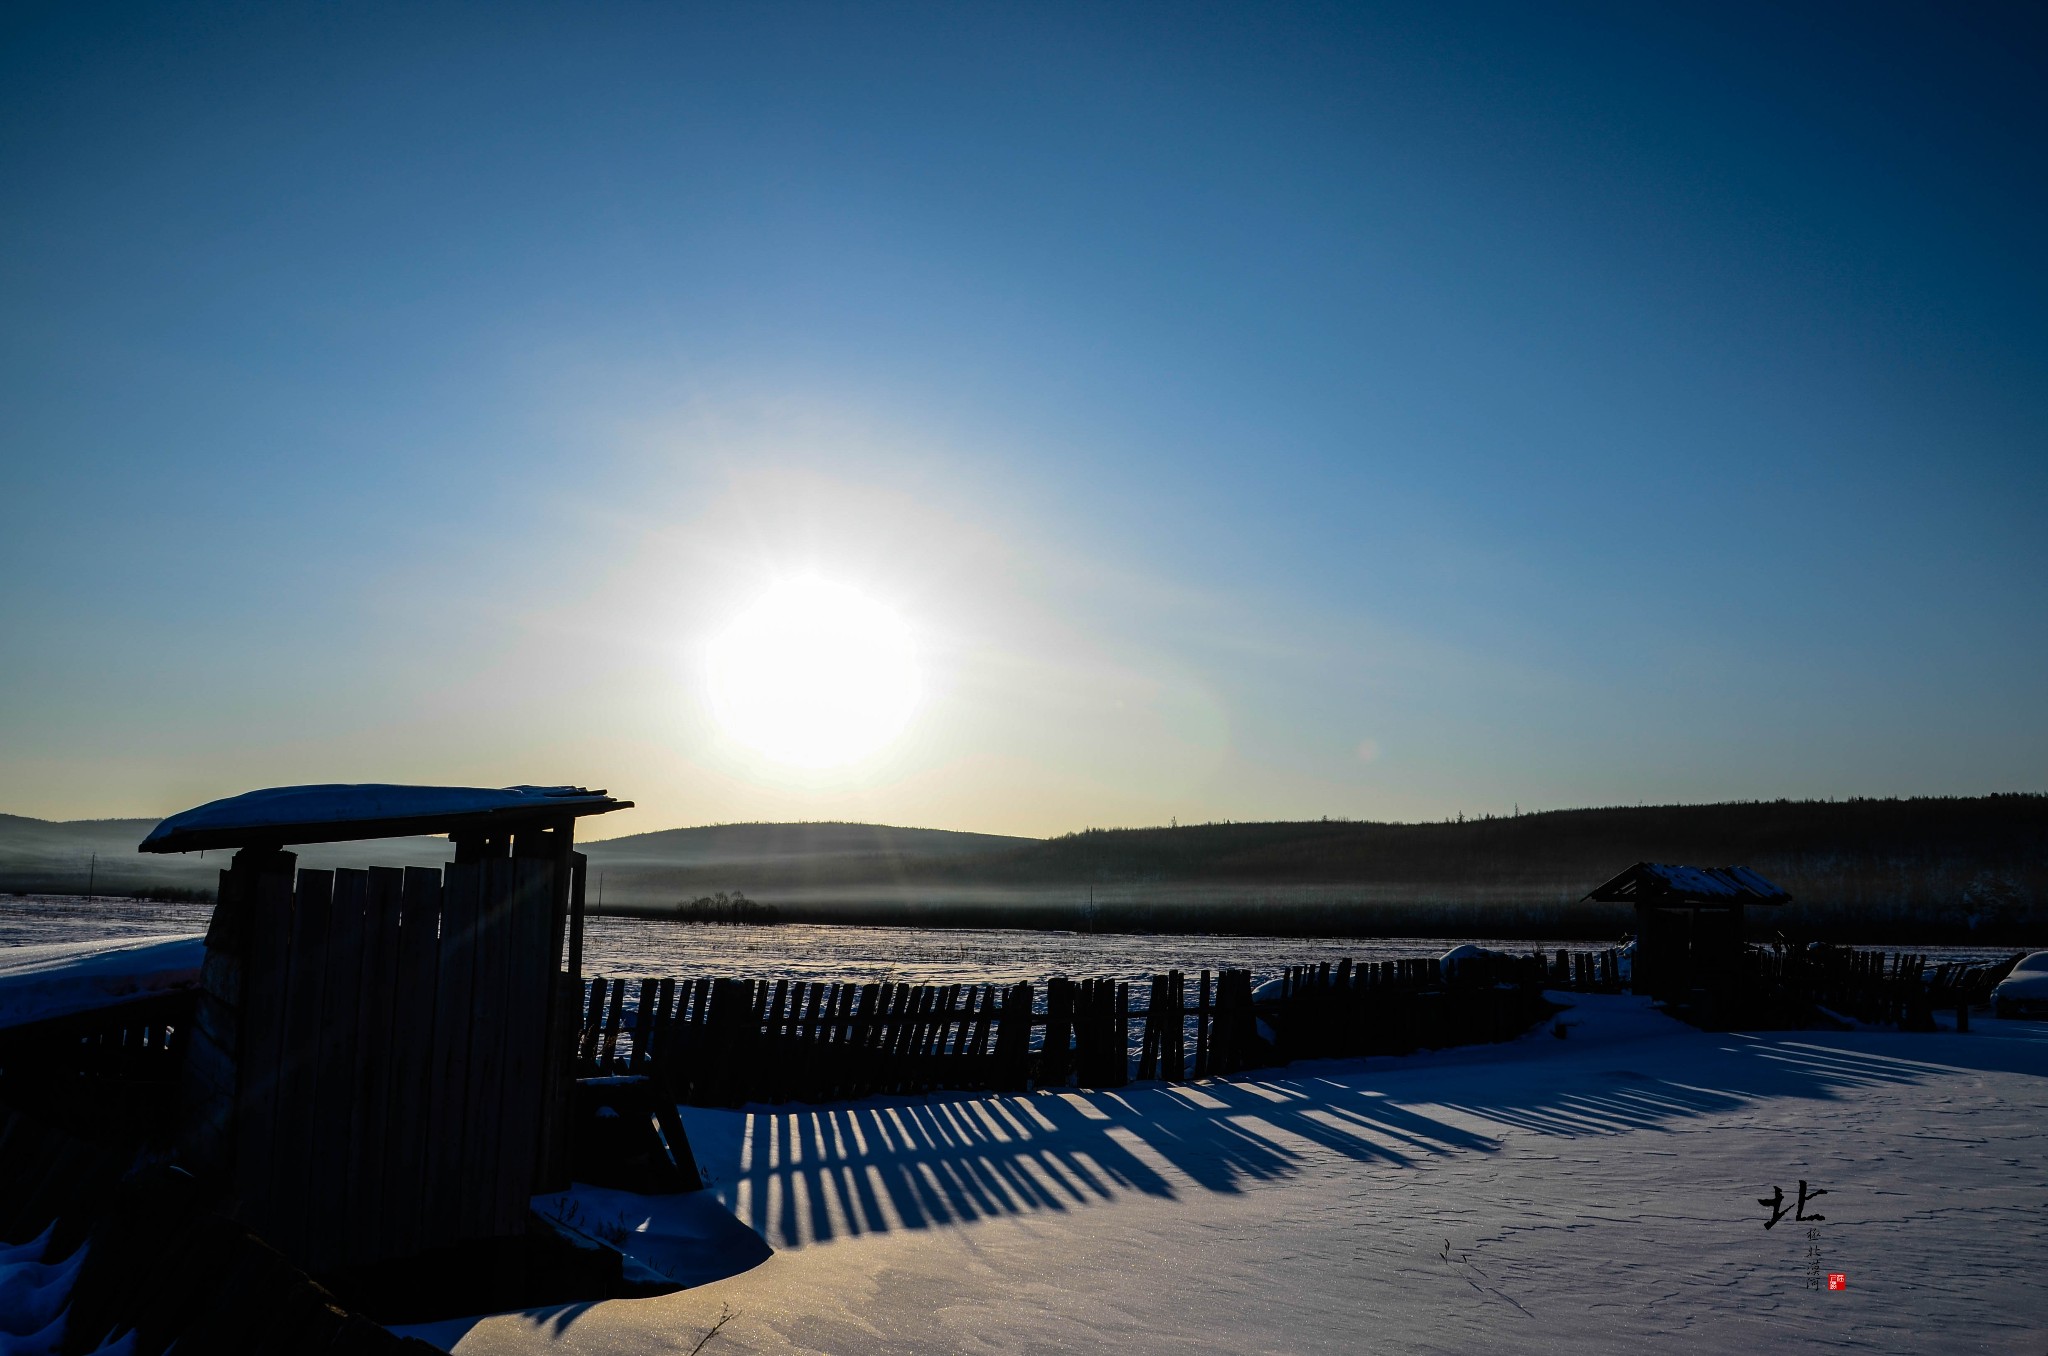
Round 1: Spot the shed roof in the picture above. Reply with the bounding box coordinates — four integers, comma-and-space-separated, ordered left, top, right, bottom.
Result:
138, 783, 631, 854
1584, 861, 1791, 907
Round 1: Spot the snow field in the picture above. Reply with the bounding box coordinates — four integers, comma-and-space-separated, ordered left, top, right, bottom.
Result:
0, 1229, 131, 1356
416, 995, 2048, 1354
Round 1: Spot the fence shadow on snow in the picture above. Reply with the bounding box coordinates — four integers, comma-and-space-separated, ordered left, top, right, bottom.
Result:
699, 1006, 2048, 1250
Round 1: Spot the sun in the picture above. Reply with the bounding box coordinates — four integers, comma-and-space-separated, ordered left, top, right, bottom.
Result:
706, 577, 923, 767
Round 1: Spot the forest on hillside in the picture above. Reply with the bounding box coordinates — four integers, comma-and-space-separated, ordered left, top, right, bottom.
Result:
600, 796, 2047, 943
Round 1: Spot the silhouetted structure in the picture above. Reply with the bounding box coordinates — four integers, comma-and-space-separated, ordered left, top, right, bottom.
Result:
1585, 862, 1790, 999
140, 782, 629, 1275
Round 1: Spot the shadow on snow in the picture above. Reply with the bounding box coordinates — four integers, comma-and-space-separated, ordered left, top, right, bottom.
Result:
408, 1009, 2047, 1347
714, 1004, 2048, 1249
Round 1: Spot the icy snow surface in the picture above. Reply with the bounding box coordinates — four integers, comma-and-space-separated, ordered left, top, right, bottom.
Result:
0, 935, 202, 1028
416, 994, 2047, 1354
0, 1230, 128, 1356
530, 1186, 775, 1288
0, 897, 214, 949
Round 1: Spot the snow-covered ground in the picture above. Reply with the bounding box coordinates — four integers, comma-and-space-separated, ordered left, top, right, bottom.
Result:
0, 935, 202, 1028
0, 897, 213, 949
407, 993, 2048, 1355
0, 1226, 126, 1356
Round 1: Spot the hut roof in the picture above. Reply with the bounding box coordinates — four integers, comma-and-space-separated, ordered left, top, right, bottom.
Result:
138, 783, 630, 854
1584, 861, 1791, 907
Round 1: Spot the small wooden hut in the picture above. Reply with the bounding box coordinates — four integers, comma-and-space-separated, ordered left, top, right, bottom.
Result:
139, 782, 629, 1276
1585, 862, 1790, 999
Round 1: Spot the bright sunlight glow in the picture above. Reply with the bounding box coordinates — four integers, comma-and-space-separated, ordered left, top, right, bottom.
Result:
706, 577, 923, 768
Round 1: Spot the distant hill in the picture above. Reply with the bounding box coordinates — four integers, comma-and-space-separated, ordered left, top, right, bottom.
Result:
577, 821, 1034, 904
0, 815, 453, 896
976, 796, 2048, 888
585, 820, 1029, 868
4, 796, 2041, 942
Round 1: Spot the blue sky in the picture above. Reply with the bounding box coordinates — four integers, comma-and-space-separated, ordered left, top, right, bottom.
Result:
2, 1, 2042, 836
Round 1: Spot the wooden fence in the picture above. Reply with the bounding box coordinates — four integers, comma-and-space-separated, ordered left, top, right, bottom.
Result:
1735, 946, 2022, 1028
577, 975, 1035, 1104
185, 849, 575, 1275
575, 954, 1558, 1107
1469, 944, 2014, 1031
567, 941, 2009, 1109
1530, 947, 1627, 993
1924, 953, 2021, 1008
1812, 948, 1932, 1025
0, 990, 193, 1132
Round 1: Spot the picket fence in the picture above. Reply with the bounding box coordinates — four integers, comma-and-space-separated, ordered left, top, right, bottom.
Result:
574, 949, 1573, 1107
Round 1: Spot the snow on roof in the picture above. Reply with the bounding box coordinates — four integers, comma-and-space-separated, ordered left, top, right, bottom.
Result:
1584, 861, 1791, 906
0, 934, 204, 1030
139, 783, 631, 853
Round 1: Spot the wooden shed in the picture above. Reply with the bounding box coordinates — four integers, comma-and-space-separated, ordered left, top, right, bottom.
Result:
139, 782, 629, 1276
1585, 862, 1790, 999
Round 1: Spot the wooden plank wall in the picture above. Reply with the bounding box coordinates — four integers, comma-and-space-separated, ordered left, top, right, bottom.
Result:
227, 857, 563, 1274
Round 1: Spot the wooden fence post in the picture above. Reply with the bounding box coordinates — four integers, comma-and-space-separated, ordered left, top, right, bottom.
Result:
1164, 971, 1186, 1081
1137, 976, 1162, 1082
1112, 982, 1131, 1087
1047, 978, 1074, 1087
994, 982, 1032, 1091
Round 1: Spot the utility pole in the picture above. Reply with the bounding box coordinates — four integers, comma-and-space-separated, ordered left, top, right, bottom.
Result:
87, 851, 96, 901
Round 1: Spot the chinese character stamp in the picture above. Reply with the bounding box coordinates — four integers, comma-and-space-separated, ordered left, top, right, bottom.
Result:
1760, 1180, 1837, 1290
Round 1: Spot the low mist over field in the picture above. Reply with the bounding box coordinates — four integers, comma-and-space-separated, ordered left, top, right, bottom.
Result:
9, 794, 2041, 942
